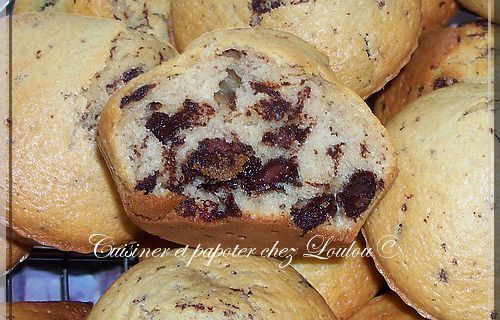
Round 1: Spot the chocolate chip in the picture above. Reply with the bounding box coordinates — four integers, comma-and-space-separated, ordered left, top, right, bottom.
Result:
242, 157, 298, 192
135, 172, 158, 194
250, 0, 283, 14
258, 98, 291, 121
438, 269, 448, 283
145, 99, 214, 145
183, 138, 255, 182
250, 82, 292, 121
293, 86, 311, 119
120, 84, 156, 108
338, 170, 377, 219
327, 143, 345, 175
251, 82, 281, 98
148, 102, 163, 111
433, 77, 459, 90
291, 194, 337, 233
121, 67, 144, 83
106, 68, 144, 95
224, 193, 242, 217
262, 125, 310, 149
176, 198, 220, 222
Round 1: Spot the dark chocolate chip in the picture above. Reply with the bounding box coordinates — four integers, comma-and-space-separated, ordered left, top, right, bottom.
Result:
242, 157, 298, 192
337, 170, 377, 219
291, 194, 337, 233
145, 99, 214, 145
175, 198, 220, 222
120, 84, 156, 108
262, 125, 310, 149
250, 82, 292, 121
135, 172, 158, 194
433, 77, 459, 90
183, 138, 255, 182
121, 67, 144, 83
250, 0, 283, 14
327, 143, 345, 176
224, 193, 242, 217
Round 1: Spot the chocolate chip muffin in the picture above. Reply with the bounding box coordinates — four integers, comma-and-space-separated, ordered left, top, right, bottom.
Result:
421, 0, 459, 32
457, 0, 496, 22
98, 28, 398, 252
14, 0, 172, 44
88, 250, 335, 319
170, 0, 422, 99
349, 293, 425, 320
7, 12, 177, 253
364, 84, 494, 320
291, 236, 383, 319
374, 21, 494, 125
6, 302, 93, 320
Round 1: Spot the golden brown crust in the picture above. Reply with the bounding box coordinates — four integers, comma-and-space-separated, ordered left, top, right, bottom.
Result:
2, 237, 31, 273
14, 0, 172, 44
349, 293, 425, 320
421, 0, 459, 32
291, 237, 383, 319
374, 21, 492, 125
7, 302, 93, 320
365, 84, 494, 320
98, 28, 398, 253
8, 12, 177, 253
170, 0, 421, 98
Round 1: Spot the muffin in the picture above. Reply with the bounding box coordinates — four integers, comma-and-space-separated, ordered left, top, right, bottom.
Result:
457, 0, 496, 22
6, 302, 92, 320
14, 0, 172, 44
98, 28, 397, 252
421, 0, 459, 32
291, 236, 383, 319
349, 293, 425, 320
88, 250, 335, 319
170, 0, 422, 98
374, 21, 493, 125
364, 84, 494, 320
6, 12, 177, 253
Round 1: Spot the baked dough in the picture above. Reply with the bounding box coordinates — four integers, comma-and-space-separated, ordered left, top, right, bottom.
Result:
349, 293, 425, 320
364, 84, 494, 320
98, 28, 397, 252
170, 0, 422, 99
457, 0, 496, 22
6, 12, 177, 253
421, 0, 459, 32
88, 250, 336, 319
1, 236, 30, 274
374, 21, 493, 125
14, 0, 172, 44
6, 302, 92, 320
291, 236, 383, 319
